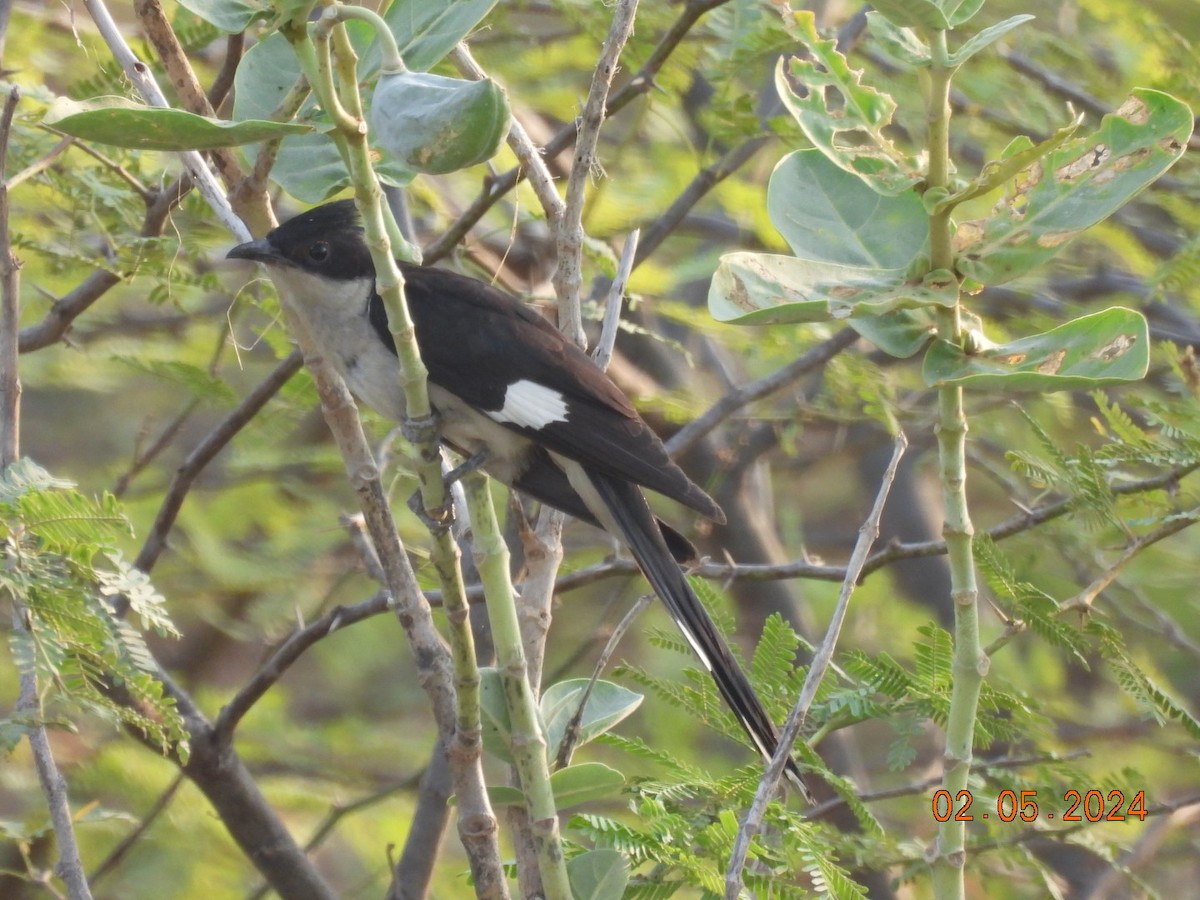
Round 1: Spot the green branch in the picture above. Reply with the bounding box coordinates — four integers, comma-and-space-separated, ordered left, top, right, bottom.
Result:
926, 27, 985, 900
463, 472, 573, 900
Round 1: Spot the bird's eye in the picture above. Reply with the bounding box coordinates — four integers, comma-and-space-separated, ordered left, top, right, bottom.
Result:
307, 241, 330, 263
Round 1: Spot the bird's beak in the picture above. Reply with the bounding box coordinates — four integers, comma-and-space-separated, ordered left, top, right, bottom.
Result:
226, 238, 284, 265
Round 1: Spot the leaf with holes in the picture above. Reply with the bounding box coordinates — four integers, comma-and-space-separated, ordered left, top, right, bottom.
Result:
709, 252, 956, 326
954, 89, 1193, 285
922, 307, 1149, 390
777, 12, 920, 196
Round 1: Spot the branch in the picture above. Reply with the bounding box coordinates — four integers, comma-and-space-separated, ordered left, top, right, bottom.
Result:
132, 0, 246, 188
82, 0, 247, 238
666, 328, 860, 457
133, 349, 303, 574
3, 84, 94, 900
726, 432, 907, 898
551, 0, 638, 346
18, 175, 191, 352
424, 0, 733, 263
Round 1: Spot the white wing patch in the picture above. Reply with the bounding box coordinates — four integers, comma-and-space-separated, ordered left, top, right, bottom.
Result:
488, 379, 569, 429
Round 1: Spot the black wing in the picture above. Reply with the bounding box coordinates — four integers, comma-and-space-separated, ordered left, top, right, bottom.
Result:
374, 263, 723, 522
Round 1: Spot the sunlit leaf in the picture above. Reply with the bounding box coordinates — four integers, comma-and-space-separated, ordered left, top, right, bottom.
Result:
947, 14, 1035, 67
777, 12, 920, 196
44, 97, 309, 150
923, 307, 1149, 390
176, 0, 269, 33
933, 117, 1083, 214
955, 89, 1193, 285
550, 762, 626, 809
541, 678, 642, 760
709, 252, 956, 325
768, 149, 927, 269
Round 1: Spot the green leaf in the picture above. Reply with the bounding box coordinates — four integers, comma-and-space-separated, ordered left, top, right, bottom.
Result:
43, 97, 310, 150
485, 784, 525, 807
479, 667, 515, 764
175, 0, 269, 33
866, 13, 931, 67
778, 13, 920, 196
767, 149, 927, 269
922, 307, 1149, 390
567, 848, 630, 900
541, 678, 643, 759
944, 0, 986, 27
868, 0, 985, 32
868, 0, 951, 30
947, 14, 1036, 67
709, 252, 957, 325
848, 309, 936, 358
550, 762, 626, 809
955, 89, 1193, 285
369, 72, 510, 175
934, 117, 1083, 215
377, 0, 502, 73
0, 458, 75, 504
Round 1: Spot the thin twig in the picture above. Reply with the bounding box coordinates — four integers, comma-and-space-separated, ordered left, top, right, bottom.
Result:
725, 432, 907, 898
554, 593, 653, 769
449, 44, 565, 229
88, 774, 184, 886
133, 350, 303, 574
424, 0, 733, 264
82, 0, 247, 238
592, 229, 638, 372
3, 84, 95, 900
552, 0, 639, 347
667, 328, 860, 456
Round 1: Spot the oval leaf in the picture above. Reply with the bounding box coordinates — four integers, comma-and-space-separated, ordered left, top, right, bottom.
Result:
44, 97, 309, 150
710, 252, 957, 325
849, 309, 937, 358
769, 149, 927, 269
479, 667, 515, 764
567, 848, 630, 900
955, 89, 1193, 285
947, 14, 1036, 67
922, 307, 1149, 390
541, 678, 642, 758
549, 762, 626, 809
377, 0, 502, 74
176, 0, 268, 33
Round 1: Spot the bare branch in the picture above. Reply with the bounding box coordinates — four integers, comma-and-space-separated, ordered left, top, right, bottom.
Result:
424, 0, 734, 263
134, 350, 303, 574
667, 328, 860, 457
726, 432, 907, 898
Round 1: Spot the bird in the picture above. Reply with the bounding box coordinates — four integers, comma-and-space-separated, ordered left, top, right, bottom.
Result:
228, 199, 812, 798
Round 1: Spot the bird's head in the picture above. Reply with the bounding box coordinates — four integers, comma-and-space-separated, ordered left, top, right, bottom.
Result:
227, 200, 375, 283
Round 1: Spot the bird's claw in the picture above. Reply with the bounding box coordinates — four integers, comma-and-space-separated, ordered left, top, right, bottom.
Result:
407, 487, 455, 534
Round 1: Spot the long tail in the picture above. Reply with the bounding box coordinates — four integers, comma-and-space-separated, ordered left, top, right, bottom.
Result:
585, 469, 814, 801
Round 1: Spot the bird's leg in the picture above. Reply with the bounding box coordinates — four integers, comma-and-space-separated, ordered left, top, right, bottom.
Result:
442, 449, 490, 485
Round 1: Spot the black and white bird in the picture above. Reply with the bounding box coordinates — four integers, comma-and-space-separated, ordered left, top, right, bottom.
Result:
228, 200, 810, 797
